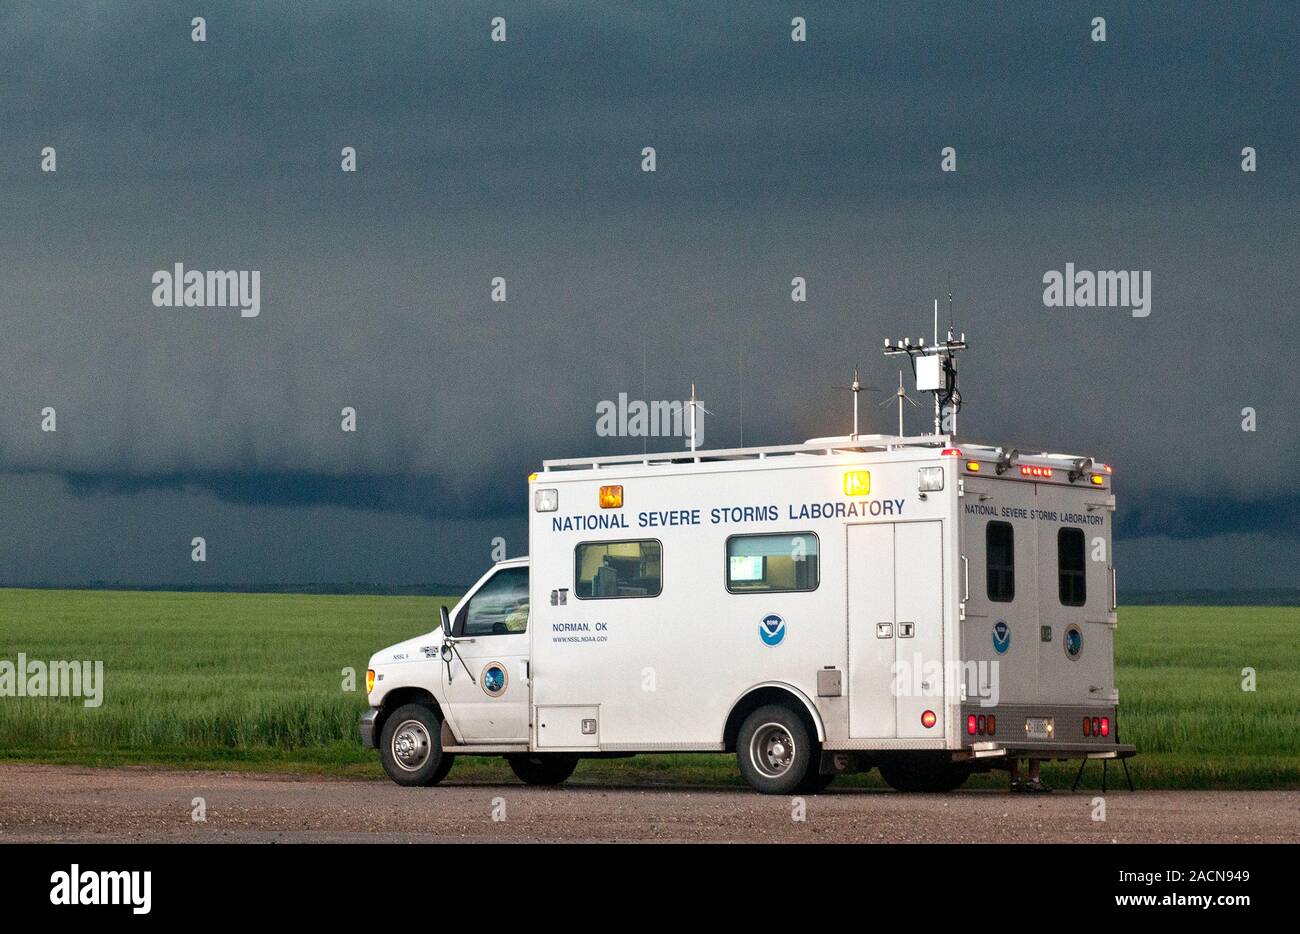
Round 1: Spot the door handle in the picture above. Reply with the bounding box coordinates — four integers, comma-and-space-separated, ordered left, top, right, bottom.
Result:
962, 555, 969, 602
898, 622, 915, 638
876, 622, 893, 639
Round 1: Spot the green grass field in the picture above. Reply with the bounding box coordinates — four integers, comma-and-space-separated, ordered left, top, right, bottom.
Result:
0, 589, 1296, 789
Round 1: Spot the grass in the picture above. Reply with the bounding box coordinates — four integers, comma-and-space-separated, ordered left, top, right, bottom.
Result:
0, 590, 1296, 789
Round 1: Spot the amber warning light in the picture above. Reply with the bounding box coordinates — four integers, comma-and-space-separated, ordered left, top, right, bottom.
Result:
843, 470, 871, 496
599, 485, 624, 508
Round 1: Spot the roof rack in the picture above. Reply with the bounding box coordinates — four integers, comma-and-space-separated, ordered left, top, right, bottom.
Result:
541, 434, 955, 472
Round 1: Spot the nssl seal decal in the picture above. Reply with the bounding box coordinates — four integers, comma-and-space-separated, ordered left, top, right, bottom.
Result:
480, 662, 508, 696
759, 614, 786, 647
992, 620, 1011, 655
1063, 625, 1083, 660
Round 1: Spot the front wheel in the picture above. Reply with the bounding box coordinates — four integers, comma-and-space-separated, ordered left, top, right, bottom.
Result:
507, 754, 579, 786
379, 704, 453, 787
736, 704, 817, 795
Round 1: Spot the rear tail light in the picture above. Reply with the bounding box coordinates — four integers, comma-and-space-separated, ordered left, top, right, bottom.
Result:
921, 710, 937, 729
1100, 717, 1110, 737
967, 713, 997, 736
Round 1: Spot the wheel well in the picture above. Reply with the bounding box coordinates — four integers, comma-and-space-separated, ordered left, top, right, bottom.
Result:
375, 687, 442, 738
723, 686, 821, 752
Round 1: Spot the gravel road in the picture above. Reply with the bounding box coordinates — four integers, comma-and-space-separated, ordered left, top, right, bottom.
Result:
1, 764, 1296, 843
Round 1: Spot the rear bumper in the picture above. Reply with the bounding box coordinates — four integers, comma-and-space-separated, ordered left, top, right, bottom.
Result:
956, 741, 1136, 761
959, 703, 1132, 758
359, 708, 381, 749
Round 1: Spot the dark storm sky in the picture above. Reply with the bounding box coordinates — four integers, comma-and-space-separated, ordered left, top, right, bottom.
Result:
0, 2, 1296, 591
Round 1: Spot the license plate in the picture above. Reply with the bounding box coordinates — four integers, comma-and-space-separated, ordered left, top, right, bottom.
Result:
1026, 717, 1053, 740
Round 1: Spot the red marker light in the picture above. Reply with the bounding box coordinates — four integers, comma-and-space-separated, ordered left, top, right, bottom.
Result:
1100, 717, 1110, 737
1019, 465, 1054, 478
921, 709, 937, 729
941, 448, 963, 457
967, 714, 978, 735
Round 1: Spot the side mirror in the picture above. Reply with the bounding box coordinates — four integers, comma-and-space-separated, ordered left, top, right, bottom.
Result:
439, 605, 451, 635
440, 644, 454, 663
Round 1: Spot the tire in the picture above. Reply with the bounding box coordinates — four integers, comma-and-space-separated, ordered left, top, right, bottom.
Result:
877, 753, 971, 793
507, 753, 579, 786
379, 703, 452, 787
736, 704, 817, 795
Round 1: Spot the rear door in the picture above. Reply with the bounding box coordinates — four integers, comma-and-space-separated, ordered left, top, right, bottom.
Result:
1035, 490, 1115, 705
960, 478, 1039, 706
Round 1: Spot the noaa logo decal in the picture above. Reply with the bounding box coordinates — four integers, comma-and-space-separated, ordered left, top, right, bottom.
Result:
759, 614, 786, 646
1063, 625, 1083, 660
992, 620, 1011, 654
480, 662, 508, 697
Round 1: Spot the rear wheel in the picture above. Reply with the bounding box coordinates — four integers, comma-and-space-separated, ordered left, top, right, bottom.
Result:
878, 753, 971, 793
507, 753, 579, 786
379, 704, 453, 787
736, 704, 816, 795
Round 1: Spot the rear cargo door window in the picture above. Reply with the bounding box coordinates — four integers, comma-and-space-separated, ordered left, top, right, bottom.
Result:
1058, 527, 1086, 606
986, 521, 1015, 602
574, 539, 663, 598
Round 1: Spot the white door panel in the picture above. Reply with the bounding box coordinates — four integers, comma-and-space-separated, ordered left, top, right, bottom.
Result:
848, 521, 945, 740
847, 524, 896, 739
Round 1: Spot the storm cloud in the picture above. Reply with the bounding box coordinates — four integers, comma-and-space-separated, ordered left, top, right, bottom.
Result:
0, 2, 1296, 590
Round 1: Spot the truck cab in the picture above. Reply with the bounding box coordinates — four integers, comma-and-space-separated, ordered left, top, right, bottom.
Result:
360, 558, 577, 786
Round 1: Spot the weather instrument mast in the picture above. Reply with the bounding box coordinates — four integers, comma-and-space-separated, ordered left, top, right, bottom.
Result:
882, 298, 968, 437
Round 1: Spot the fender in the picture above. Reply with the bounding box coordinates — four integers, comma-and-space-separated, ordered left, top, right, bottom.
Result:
727, 681, 826, 743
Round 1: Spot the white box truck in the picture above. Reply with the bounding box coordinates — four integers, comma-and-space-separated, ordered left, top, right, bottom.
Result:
361, 423, 1136, 793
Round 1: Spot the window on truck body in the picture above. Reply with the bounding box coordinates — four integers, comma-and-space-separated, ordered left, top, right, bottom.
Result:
1058, 527, 1087, 606
986, 521, 1015, 602
455, 565, 529, 636
725, 532, 819, 593
573, 539, 663, 599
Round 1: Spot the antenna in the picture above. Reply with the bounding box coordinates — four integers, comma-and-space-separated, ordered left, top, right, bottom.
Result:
883, 299, 968, 437
831, 368, 879, 439
686, 383, 713, 454
738, 346, 744, 448
879, 370, 921, 437
947, 273, 954, 331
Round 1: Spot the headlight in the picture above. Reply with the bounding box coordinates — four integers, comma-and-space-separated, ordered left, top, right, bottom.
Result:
365, 669, 376, 694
